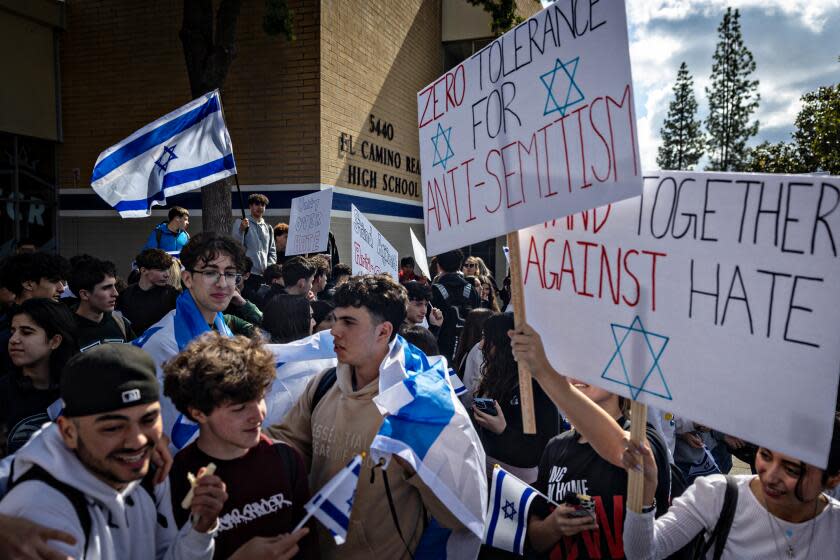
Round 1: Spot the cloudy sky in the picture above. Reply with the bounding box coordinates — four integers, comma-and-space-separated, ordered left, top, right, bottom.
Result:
546, 1, 840, 170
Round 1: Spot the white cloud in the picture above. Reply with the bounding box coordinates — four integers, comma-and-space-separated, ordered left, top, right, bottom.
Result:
627, 0, 840, 32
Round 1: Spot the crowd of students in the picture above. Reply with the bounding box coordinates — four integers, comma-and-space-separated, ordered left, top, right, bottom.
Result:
0, 199, 838, 559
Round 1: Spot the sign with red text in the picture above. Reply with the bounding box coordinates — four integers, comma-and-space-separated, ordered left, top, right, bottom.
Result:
286, 188, 333, 256
418, 0, 641, 255
351, 204, 398, 278
519, 171, 840, 468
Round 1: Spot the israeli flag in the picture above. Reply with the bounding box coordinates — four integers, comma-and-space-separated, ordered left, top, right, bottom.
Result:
296, 454, 363, 545
370, 337, 487, 558
91, 90, 236, 217
264, 330, 338, 426
484, 466, 538, 556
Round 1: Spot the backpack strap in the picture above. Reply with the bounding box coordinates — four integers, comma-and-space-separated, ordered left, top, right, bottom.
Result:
311, 367, 337, 412
155, 225, 163, 248
11, 462, 91, 556
111, 311, 127, 340
703, 475, 739, 560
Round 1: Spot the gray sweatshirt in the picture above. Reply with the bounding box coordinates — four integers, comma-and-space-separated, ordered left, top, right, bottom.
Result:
0, 424, 215, 560
232, 217, 276, 275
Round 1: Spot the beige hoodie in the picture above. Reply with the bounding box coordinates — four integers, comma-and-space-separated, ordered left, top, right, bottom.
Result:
267, 363, 464, 560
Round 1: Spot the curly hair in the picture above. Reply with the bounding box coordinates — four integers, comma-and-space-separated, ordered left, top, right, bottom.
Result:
333, 274, 407, 341
135, 248, 174, 271
163, 332, 275, 420
476, 313, 518, 402
179, 232, 247, 273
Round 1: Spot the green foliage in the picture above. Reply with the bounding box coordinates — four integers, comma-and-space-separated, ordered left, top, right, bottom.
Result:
263, 0, 294, 40
705, 8, 759, 171
744, 141, 807, 174
657, 62, 705, 170
467, 0, 526, 35
793, 84, 840, 174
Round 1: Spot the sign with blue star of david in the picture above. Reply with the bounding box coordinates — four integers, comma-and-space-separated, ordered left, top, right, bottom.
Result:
154, 144, 178, 176
502, 499, 517, 520
540, 57, 585, 117
601, 316, 672, 401
430, 123, 455, 170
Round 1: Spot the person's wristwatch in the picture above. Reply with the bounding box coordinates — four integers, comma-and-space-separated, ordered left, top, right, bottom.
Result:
641, 499, 656, 514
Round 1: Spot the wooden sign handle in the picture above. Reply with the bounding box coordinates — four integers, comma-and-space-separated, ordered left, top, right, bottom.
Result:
626, 400, 648, 513
506, 231, 537, 434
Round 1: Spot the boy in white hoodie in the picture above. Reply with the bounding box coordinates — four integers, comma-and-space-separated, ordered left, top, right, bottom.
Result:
0, 343, 227, 559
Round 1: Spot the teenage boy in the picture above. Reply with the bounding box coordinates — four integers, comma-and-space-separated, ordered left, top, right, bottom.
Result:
117, 249, 179, 335
68, 255, 135, 349
143, 206, 191, 253
134, 233, 247, 445
0, 344, 226, 559
274, 223, 289, 266
309, 254, 330, 300
268, 275, 465, 559
403, 281, 443, 332
164, 333, 318, 559
233, 194, 276, 287
280, 256, 315, 297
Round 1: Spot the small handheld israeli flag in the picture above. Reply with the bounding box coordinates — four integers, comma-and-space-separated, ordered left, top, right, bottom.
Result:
91, 90, 236, 217
294, 454, 363, 545
484, 466, 538, 555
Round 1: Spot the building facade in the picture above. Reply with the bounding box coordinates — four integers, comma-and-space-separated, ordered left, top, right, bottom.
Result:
3, 0, 538, 277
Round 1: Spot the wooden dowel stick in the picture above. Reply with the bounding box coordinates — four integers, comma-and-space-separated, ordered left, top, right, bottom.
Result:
506, 231, 537, 434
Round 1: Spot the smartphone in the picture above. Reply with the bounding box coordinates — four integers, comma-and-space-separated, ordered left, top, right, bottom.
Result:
563, 493, 595, 518
473, 397, 498, 416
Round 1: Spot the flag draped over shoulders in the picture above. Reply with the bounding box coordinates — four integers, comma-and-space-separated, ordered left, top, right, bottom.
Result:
370, 336, 488, 559
91, 90, 236, 217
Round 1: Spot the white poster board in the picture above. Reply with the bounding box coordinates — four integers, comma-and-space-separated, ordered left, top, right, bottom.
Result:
418, 1, 641, 255
519, 171, 840, 467
351, 204, 398, 278
410, 228, 431, 280
285, 188, 334, 256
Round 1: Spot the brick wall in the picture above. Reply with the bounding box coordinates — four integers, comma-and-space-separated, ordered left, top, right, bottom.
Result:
59, 0, 321, 189
320, 0, 441, 202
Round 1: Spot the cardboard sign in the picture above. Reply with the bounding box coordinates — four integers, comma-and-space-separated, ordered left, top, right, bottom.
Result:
519, 171, 840, 467
351, 204, 398, 278
418, 0, 641, 255
286, 188, 333, 256
410, 228, 432, 280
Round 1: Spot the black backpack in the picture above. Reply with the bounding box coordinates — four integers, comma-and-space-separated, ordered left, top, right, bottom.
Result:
432, 281, 475, 354
9, 461, 157, 558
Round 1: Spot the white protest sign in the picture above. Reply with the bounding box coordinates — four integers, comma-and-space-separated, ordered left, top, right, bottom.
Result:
418, 1, 640, 256
351, 204, 398, 278
519, 171, 840, 467
286, 188, 333, 256
410, 228, 431, 280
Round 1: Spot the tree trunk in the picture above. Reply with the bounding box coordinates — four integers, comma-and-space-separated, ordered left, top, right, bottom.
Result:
180, 0, 243, 234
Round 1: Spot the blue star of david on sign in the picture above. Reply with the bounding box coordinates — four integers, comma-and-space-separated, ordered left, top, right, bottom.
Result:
502, 500, 517, 520
601, 316, 672, 401
154, 144, 178, 176
540, 57, 585, 117
431, 123, 455, 170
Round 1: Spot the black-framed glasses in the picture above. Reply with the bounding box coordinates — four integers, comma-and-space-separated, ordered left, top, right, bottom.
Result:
189, 269, 242, 285
464, 262, 477, 268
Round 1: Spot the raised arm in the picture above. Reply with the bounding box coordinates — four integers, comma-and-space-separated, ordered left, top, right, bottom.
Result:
508, 323, 629, 468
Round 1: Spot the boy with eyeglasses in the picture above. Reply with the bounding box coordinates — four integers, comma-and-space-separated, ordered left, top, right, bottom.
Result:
134, 233, 248, 449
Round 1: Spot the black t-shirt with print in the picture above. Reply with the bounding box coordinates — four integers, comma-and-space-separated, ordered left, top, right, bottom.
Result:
171, 435, 319, 560
0, 373, 60, 454
74, 312, 136, 350
529, 418, 671, 560
116, 283, 179, 335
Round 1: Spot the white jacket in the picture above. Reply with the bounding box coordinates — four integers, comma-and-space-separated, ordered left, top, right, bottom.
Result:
0, 424, 214, 560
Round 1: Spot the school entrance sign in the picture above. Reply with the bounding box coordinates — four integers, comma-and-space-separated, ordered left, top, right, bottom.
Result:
418, 0, 641, 256
519, 171, 840, 468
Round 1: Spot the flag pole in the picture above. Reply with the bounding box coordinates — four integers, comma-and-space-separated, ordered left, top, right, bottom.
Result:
233, 173, 248, 245
506, 230, 537, 434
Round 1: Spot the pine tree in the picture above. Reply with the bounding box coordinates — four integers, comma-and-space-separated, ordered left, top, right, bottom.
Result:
657, 62, 705, 170
704, 8, 759, 171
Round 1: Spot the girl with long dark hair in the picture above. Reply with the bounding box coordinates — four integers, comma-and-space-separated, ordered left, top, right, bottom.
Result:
0, 298, 79, 456
471, 313, 558, 484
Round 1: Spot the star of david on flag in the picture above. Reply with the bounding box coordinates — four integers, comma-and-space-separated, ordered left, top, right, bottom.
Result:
540, 57, 585, 116
483, 466, 537, 556
601, 316, 672, 401
431, 122, 455, 169
294, 454, 363, 545
91, 90, 237, 217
